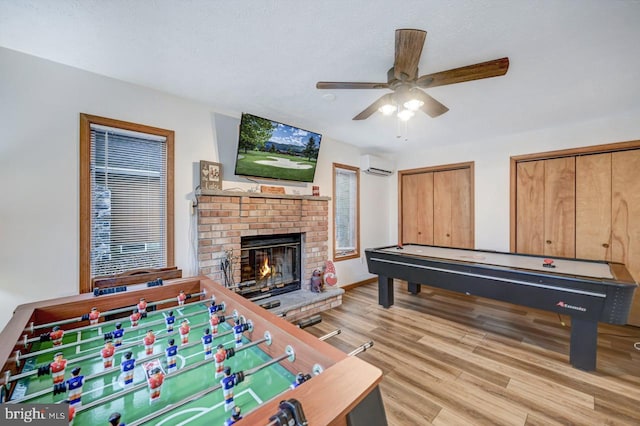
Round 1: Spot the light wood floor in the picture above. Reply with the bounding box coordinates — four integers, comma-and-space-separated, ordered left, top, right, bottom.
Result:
305, 281, 640, 425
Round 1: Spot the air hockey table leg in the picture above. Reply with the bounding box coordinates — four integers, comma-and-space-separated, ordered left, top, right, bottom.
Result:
378, 276, 394, 308
569, 317, 598, 371
407, 282, 421, 295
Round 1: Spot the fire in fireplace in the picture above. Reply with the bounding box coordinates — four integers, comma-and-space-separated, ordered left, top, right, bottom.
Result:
232, 233, 302, 300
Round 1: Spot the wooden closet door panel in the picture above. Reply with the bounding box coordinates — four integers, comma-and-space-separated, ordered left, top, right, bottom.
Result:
402, 173, 434, 245
516, 160, 545, 254
416, 172, 434, 245
612, 149, 640, 325
576, 153, 612, 260
544, 157, 576, 257
401, 174, 419, 243
434, 168, 472, 248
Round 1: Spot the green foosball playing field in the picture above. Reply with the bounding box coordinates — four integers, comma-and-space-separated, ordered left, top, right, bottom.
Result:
10, 301, 296, 425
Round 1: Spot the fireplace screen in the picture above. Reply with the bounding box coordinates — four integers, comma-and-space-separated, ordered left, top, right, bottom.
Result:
237, 234, 301, 299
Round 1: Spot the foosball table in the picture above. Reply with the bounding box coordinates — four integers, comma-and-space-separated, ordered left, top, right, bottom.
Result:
0, 276, 386, 425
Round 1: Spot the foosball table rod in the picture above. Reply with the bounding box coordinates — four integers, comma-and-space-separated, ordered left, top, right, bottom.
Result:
348, 340, 374, 357
25, 291, 206, 333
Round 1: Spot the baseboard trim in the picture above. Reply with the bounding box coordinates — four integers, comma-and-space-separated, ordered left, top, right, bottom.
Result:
341, 277, 377, 291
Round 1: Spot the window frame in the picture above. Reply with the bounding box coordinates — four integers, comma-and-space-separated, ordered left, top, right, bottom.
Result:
79, 113, 175, 293
332, 162, 360, 262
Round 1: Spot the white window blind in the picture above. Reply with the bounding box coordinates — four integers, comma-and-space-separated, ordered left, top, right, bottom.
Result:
335, 167, 358, 255
90, 124, 167, 277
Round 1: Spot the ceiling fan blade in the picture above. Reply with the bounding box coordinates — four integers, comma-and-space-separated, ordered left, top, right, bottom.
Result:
353, 93, 394, 120
416, 57, 510, 88
394, 29, 426, 81
410, 89, 449, 118
316, 81, 389, 90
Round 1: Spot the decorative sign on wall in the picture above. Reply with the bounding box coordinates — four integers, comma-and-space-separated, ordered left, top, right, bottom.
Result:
200, 161, 223, 190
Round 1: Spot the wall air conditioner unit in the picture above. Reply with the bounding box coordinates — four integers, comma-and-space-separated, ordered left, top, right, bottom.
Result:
361, 154, 394, 176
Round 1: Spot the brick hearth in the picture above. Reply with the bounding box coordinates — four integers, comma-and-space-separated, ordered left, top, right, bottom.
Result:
196, 190, 336, 315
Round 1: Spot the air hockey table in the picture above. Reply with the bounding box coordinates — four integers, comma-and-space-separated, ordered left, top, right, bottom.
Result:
365, 244, 637, 371
0, 276, 386, 425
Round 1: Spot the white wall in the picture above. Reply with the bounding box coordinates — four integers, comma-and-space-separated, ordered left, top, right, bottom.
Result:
0, 47, 392, 330
0, 47, 218, 329
391, 110, 640, 251
313, 141, 393, 286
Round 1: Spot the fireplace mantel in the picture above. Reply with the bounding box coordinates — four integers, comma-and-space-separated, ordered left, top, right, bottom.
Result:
200, 189, 330, 201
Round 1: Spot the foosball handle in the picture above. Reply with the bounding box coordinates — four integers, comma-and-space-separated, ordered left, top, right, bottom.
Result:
268, 398, 308, 426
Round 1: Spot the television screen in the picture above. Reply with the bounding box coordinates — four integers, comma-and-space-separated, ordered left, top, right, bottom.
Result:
234, 113, 322, 183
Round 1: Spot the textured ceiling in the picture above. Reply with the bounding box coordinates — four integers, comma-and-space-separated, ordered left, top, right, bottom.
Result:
2, 0, 640, 153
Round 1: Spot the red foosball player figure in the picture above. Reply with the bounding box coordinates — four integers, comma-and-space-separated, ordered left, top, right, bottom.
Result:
130, 309, 141, 328
202, 328, 213, 360
179, 319, 190, 345
120, 351, 135, 387
88, 307, 100, 325
66, 367, 84, 407
210, 314, 226, 335
112, 322, 125, 347
108, 412, 125, 426
214, 344, 227, 378
101, 340, 116, 369
147, 367, 165, 403
137, 298, 148, 316
68, 404, 75, 426
165, 338, 178, 374
224, 406, 243, 426
49, 326, 64, 346
177, 290, 187, 306
50, 352, 67, 386
143, 330, 156, 355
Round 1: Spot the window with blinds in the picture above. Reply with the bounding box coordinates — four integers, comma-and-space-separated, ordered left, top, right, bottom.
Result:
333, 163, 360, 261
79, 114, 174, 292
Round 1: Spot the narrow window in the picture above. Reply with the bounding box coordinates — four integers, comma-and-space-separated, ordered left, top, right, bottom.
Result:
333, 163, 360, 261
79, 114, 174, 292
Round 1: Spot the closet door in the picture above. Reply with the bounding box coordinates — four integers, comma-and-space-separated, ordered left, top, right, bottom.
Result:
544, 157, 576, 258
612, 149, 640, 325
401, 172, 434, 245
433, 168, 473, 248
516, 160, 545, 254
576, 153, 612, 260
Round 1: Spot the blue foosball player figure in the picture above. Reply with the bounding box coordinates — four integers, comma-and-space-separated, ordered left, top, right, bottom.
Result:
66, 367, 84, 407
112, 322, 125, 347
121, 351, 135, 387
165, 311, 176, 333
108, 412, 125, 426
290, 372, 312, 389
224, 406, 242, 425
220, 367, 244, 412
165, 338, 178, 373
233, 321, 249, 348
202, 328, 213, 360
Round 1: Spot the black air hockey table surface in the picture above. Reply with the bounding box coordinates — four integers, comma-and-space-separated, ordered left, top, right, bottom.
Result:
365, 244, 637, 371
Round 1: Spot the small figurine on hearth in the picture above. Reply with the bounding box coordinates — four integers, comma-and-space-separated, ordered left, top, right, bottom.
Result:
309, 268, 324, 293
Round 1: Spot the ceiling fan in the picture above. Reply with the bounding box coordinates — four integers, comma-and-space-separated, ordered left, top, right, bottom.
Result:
316, 29, 509, 120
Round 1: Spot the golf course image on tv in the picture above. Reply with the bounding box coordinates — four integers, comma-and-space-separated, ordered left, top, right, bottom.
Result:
234, 113, 322, 183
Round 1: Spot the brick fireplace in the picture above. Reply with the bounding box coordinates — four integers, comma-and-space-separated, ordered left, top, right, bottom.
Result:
196, 190, 332, 300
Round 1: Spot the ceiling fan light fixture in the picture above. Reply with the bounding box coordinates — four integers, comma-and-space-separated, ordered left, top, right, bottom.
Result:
403, 98, 424, 111
397, 109, 415, 121
378, 104, 397, 115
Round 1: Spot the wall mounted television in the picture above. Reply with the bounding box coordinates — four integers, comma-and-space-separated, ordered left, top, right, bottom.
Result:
234, 113, 322, 183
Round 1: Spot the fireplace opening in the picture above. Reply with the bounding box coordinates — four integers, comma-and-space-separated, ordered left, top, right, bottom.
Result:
234, 233, 302, 300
